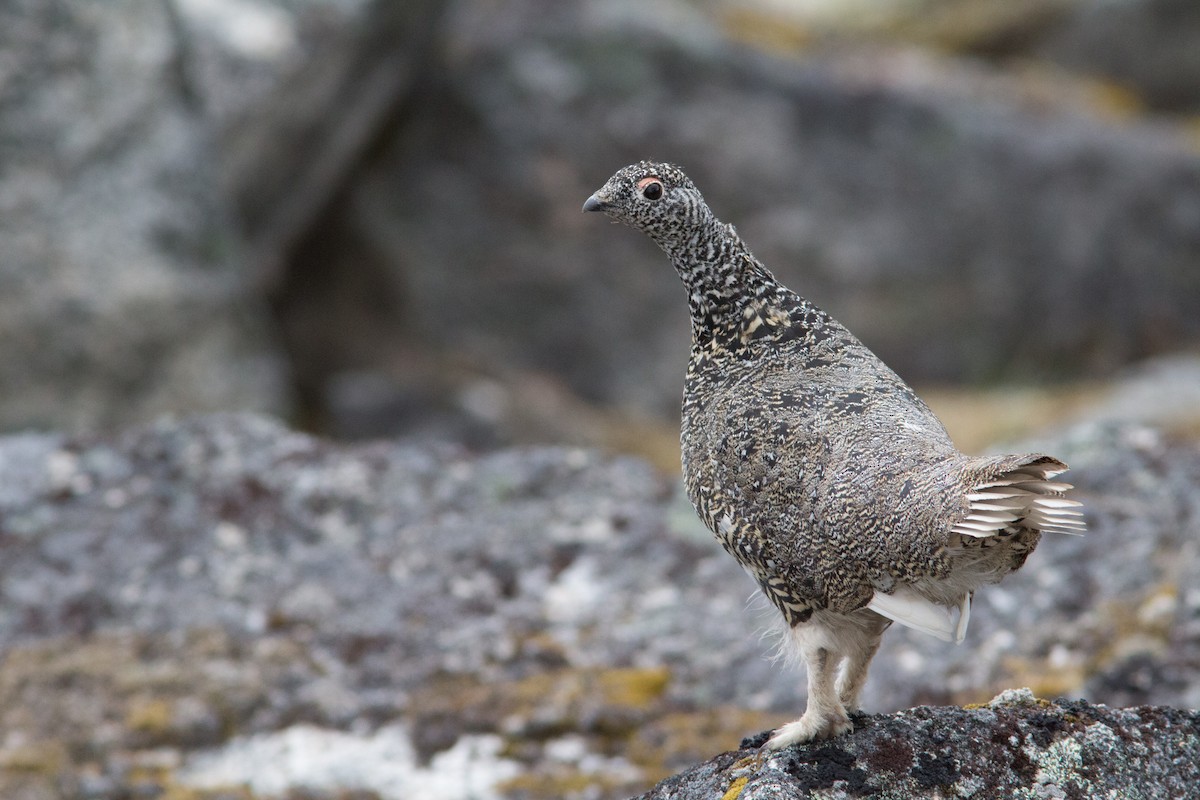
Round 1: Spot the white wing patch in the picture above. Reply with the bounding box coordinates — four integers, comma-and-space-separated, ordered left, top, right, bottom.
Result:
954, 463, 1086, 538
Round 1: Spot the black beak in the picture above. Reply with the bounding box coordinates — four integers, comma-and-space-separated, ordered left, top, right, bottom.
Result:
582, 194, 608, 213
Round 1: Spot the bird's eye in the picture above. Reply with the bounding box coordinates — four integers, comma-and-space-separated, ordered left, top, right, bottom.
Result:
637, 178, 663, 200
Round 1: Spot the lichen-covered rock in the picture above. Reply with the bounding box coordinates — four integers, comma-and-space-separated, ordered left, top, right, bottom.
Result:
0, 414, 728, 799
0, 411, 1196, 799
636, 689, 1200, 799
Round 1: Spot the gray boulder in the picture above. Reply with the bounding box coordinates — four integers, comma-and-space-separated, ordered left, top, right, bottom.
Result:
1037, 0, 1200, 113
8, 0, 1200, 448
0, 0, 287, 433
284, 0, 1200, 439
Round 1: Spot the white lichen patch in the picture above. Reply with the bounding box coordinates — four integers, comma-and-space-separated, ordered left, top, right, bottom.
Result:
543, 734, 642, 785
1010, 735, 1096, 800
988, 687, 1039, 709
1032, 736, 1084, 786
952, 775, 986, 797
178, 724, 521, 800
1083, 721, 1124, 758
543, 559, 604, 625
176, 0, 299, 59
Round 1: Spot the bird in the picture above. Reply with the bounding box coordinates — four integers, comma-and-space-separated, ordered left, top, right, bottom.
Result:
583, 161, 1085, 750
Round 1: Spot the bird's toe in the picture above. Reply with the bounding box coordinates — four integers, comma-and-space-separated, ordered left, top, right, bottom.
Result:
761, 712, 853, 751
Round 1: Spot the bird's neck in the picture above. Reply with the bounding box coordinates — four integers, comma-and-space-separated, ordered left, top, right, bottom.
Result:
662, 219, 788, 346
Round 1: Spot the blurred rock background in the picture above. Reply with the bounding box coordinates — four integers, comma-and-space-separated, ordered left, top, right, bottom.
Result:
3, 0, 1199, 453
1, 0, 1199, 798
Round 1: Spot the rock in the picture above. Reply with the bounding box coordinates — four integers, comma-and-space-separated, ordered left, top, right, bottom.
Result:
174, 0, 445, 284
1036, 0, 1200, 113
272, 0, 1200, 442
169, 0, 376, 132
0, 0, 287, 434
634, 689, 1200, 799
8, 0, 1199, 447
0, 406, 1196, 798
0, 413, 718, 799
724, 0, 1200, 115
1064, 352, 1200, 437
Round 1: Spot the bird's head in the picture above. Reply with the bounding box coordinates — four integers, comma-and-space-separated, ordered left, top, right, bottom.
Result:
583, 161, 709, 248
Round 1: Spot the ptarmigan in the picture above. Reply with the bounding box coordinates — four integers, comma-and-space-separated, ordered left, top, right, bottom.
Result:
583, 161, 1085, 750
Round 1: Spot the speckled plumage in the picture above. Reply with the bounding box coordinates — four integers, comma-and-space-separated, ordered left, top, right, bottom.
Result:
585, 161, 1086, 748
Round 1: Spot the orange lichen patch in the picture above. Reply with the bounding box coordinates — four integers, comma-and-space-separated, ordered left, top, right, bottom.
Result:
992, 659, 1088, 704
891, 0, 1073, 54
722, 775, 750, 800
411, 665, 676, 746
1182, 116, 1200, 153
0, 739, 69, 774
597, 666, 672, 709
157, 782, 256, 800
592, 414, 680, 475
628, 707, 784, 785
497, 767, 624, 800
411, 667, 776, 796
1079, 79, 1145, 121
126, 698, 175, 737
0, 628, 293, 798
720, 8, 813, 57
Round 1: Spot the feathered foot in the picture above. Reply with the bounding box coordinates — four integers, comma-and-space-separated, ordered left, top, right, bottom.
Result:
762, 645, 850, 750
763, 615, 888, 750
836, 625, 884, 710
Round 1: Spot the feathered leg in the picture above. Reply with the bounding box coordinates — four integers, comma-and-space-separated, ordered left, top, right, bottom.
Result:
836, 621, 886, 710
764, 642, 852, 750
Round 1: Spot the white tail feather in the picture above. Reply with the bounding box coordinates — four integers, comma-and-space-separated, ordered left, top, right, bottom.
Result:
957, 463, 1086, 539
1023, 481, 1074, 493
867, 586, 969, 643
953, 521, 1006, 534
964, 511, 1020, 524
954, 591, 971, 643
971, 501, 1024, 512
967, 490, 1027, 502
1031, 496, 1084, 509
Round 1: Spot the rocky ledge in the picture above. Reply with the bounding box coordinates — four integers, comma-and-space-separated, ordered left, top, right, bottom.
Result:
638, 689, 1200, 800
